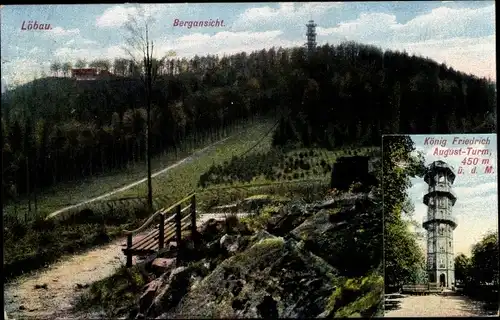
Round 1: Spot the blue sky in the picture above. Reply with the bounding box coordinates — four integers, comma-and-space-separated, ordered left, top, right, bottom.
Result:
406, 134, 498, 257
0, 1, 495, 89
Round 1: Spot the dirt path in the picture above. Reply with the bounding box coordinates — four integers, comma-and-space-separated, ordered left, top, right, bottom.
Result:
4, 235, 138, 319
46, 136, 230, 219
384, 293, 497, 317
4, 212, 251, 319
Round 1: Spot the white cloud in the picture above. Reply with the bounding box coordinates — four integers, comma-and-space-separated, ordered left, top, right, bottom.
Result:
155, 30, 301, 59
64, 38, 98, 47
96, 4, 186, 28
318, 6, 494, 42
453, 182, 497, 198
315, 5, 495, 80
233, 2, 342, 30
53, 43, 127, 63
1, 57, 51, 84
48, 27, 80, 36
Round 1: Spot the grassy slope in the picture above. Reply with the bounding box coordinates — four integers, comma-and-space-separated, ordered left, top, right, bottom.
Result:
2, 119, 270, 220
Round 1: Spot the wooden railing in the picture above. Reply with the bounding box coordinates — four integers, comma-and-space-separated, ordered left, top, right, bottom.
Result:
122, 192, 196, 267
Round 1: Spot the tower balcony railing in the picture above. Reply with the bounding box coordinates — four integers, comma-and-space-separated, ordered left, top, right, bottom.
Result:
423, 214, 457, 229
427, 184, 457, 198
424, 185, 457, 206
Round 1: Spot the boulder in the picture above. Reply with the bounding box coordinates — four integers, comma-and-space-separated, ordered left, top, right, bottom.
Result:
151, 258, 176, 274
267, 200, 311, 236
220, 234, 239, 254
138, 277, 164, 314
160, 236, 339, 318
146, 266, 199, 318
291, 201, 382, 277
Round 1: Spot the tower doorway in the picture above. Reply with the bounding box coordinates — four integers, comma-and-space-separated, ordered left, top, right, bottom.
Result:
429, 273, 435, 283
439, 273, 446, 287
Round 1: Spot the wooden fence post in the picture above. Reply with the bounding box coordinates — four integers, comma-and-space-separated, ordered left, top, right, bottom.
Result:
191, 194, 196, 234
159, 212, 165, 250
126, 234, 133, 267
175, 205, 182, 265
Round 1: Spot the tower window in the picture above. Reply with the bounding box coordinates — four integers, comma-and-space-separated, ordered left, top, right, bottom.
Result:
449, 241, 451, 247
440, 246, 444, 252
438, 175, 445, 183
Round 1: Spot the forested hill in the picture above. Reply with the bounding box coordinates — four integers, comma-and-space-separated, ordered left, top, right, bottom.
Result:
1, 41, 496, 204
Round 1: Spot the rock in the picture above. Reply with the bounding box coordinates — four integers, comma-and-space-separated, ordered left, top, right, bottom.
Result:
220, 234, 239, 254
212, 203, 239, 213
139, 277, 163, 314
75, 283, 90, 290
151, 258, 176, 274
250, 229, 274, 243
199, 219, 225, 242
146, 266, 193, 318
267, 201, 311, 236
240, 194, 275, 211
34, 283, 48, 289
160, 236, 337, 318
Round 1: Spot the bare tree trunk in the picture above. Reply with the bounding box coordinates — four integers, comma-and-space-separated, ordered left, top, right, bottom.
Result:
26, 156, 31, 213
146, 45, 153, 213
34, 164, 38, 214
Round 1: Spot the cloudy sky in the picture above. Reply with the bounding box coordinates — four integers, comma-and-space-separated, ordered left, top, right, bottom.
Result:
405, 134, 498, 257
0, 1, 496, 87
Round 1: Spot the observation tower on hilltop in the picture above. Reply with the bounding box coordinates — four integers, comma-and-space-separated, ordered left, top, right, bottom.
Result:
305, 20, 317, 57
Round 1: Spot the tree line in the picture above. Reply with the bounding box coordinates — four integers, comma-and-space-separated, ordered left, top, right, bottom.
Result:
1, 41, 496, 211
271, 42, 496, 148
454, 231, 499, 301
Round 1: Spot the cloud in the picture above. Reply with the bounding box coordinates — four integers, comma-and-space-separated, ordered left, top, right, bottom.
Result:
155, 30, 301, 58
48, 27, 80, 36
1, 57, 51, 84
233, 2, 342, 30
64, 38, 98, 47
96, 4, 185, 28
453, 182, 497, 198
318, 5, 494, 42
315, 5, 495, 80
53, 44, 127, 63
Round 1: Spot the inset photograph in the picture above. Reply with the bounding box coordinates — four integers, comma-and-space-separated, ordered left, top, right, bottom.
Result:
383, 134, 498, 317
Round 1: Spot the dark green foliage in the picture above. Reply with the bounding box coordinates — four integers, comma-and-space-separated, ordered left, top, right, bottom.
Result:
382, 135, 427, 290
199, 149, 284, 187
455, 232, 498, 308
271, 42, 495, 149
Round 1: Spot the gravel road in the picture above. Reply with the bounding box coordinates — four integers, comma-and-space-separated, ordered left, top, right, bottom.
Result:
384, 293, 497, 317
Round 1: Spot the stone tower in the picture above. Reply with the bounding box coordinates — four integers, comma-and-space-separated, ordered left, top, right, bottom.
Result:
422, 160, 458, 288
305, 20, 317, 56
